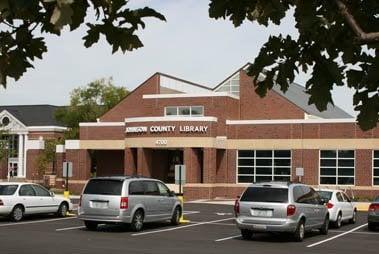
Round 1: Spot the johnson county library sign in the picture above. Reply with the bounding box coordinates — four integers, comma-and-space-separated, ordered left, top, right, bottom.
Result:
125, 125, 209, 134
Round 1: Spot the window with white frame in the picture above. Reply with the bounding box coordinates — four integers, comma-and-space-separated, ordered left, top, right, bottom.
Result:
237, 150, 291, 183
215, 73, 240, 96
164, 106, 204, 117
319, 150, 355, 185
373, 151, 379, 186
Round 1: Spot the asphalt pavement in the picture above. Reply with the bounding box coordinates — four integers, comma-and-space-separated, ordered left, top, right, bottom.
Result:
0, 203, 377, 254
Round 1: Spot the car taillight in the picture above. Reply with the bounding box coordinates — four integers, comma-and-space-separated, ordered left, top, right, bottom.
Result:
0, 199, 3, 206
369, 204, 379, 212
79, 195, 82, 207
287, 205, 296, 216
326, 202, 334, 209
120, 197, 128, 209
234, 199, 240, 216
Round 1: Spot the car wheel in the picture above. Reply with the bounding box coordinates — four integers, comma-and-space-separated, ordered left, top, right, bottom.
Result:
334, 213, 342, 228
320, 216, 329, 235
10, 205, 24, 222
349, 210, 357, 224
57, 202, 68, 217
368, 222, 376, 231
171, 206, 181, 225
294, 220, 305, 242
240, 229, 253, 240
84, 221, 98, 231
131, 210, 144, 232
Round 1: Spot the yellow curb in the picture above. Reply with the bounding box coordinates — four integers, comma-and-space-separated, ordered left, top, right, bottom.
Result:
180, 219, 190, 223
355, 203, 369, 212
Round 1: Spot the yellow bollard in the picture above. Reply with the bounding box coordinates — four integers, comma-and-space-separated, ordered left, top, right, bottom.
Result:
177, 195, 190, 223
63, 191, 70, 199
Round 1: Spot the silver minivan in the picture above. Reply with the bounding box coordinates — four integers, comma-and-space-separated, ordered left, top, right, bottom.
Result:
78, 176, 182, 231
235, 182, 329, 241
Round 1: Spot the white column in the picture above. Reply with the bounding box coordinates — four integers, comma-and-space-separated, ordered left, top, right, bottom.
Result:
18, 134, 24, 177
23, 135, 28, 178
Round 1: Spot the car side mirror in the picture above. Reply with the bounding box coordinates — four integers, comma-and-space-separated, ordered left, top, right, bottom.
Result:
169, 190, 176, 197
50, 191, 55, 197
320, 198, 328, 205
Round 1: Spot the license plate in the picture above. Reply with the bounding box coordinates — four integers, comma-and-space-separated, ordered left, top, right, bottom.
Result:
91, 202, 108, 209
253, 224, 267, 230
251, 209, 273, 217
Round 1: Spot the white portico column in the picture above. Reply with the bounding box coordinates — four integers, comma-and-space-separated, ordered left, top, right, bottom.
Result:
18, 134, 24, 177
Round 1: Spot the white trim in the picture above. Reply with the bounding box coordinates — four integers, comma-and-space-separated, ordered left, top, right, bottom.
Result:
79, 122, 124, 127
125, 116, 218, 123
65, 140, 80, 150
27, 126, 67, 132
56, 144, 66, 153
226, 118, 356, 125
25, 139, 45, 150
143, 92, 239, 100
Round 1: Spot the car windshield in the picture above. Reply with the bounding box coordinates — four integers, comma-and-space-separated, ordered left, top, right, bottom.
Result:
240, 187, 288, 203
317, 191, 333, 201
83, 179, 123, 195
0, 185, 18, 195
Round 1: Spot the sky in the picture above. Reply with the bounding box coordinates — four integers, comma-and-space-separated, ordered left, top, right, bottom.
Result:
0, 0, 356, 116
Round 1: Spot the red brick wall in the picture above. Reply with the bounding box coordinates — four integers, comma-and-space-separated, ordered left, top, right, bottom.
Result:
239, 70, 305, 120
137, 148, 152, 177
80, 126, 125, 140
184, 148, 202, 183
65, 149, 91, 180
94, 150, 124, 176
124, 148, 137, 175
0, 156, 7, 179
26, 149, 42, 180
356, 150, 373, 186
28, 132, 64, 140
203, 148, 216, 183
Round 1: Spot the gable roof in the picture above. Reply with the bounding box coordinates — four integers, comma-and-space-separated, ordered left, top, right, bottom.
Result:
272, 82, 352, 119
0, 105, 65, 126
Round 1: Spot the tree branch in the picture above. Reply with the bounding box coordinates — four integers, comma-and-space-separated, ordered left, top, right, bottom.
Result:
335, 0, 379, 43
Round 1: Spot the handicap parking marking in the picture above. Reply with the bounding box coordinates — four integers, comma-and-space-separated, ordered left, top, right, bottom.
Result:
307, 223, 368, 248
215, 234, 241, 242
0, 216, 77, 227
132, 217, 234, 236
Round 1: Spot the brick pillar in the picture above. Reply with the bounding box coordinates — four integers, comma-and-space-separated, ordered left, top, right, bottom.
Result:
137, 148, 152, 177
55, 150, 66, 178
356, 150, 372, 186
227, 149, 236, 183
203, 148, 216, 183
124, 148, 137, 176
216, 149, 227, 183
65, 149, 91, 180
184, 148, 202, 183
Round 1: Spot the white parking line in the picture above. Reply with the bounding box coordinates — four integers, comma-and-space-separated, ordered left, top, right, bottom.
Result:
56, 226, 85, 231
329, 230, 379, 235
215, 235, 241, 242
132, 217, 234, 236
0, 216, 77, 227
307, 223, 368, 248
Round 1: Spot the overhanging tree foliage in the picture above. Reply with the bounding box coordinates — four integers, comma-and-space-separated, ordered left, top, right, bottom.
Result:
209, 0, 379, 130
55, 77, 128, 139
0, 0, 165, 86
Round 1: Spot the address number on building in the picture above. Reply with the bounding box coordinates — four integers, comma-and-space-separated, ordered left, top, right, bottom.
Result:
155, 139, 168, 146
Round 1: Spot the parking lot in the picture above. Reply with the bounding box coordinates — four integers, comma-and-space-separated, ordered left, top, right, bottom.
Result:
0, 203, 377, 254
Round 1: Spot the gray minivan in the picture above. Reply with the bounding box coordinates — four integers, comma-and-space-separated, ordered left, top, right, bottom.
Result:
235, 182, 329, 241
78, 176, 182, 231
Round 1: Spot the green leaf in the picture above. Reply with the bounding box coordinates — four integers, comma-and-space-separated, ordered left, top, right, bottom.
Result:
50, 2, 74, 30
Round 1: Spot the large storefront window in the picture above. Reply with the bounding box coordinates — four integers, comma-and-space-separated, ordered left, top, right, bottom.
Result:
319, 150, 355, 185
237, 150, 291, 183
165, 106, 204, 117
373, 151, 379, 186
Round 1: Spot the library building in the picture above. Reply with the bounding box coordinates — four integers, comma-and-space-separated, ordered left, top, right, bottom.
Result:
1, 63, 379, 200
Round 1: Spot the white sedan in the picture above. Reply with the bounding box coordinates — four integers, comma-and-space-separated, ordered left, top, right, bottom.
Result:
317, 189, 357, 228
0, 182, 73, 222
